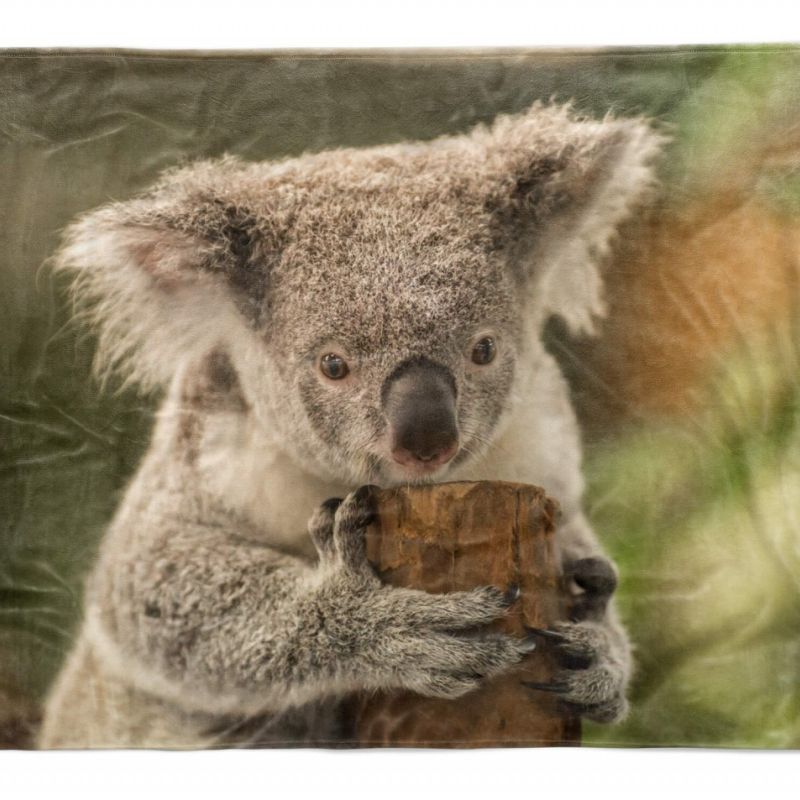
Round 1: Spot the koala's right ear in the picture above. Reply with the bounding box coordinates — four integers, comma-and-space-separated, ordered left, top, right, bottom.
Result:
55, 162, 281, 391
476, 104, 665, 337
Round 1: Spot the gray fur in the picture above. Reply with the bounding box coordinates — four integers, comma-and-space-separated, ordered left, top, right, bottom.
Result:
39, 102, 663, 747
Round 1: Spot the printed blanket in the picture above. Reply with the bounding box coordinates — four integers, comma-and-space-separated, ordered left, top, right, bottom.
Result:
1, 47, 799, 749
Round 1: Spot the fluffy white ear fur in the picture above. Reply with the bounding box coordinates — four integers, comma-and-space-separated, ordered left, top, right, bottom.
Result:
532, 116, 665, 336
55, 206, 251, 392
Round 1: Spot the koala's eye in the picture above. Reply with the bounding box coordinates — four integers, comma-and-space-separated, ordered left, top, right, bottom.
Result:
471, 337, 497, 366
320, 353, 350, 380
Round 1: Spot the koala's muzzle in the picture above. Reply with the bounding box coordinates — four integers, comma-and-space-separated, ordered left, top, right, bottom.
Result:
382, 357, 459, 470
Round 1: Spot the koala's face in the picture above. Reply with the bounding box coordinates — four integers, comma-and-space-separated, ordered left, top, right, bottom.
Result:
58, 104, 661, 487
256, 188, 524, 485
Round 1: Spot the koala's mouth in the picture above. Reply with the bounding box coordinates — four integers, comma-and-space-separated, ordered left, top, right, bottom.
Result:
376, 432, 484, 485
390, 437, 458, 470
369, 428, 491, 486
377, 450, 458, 485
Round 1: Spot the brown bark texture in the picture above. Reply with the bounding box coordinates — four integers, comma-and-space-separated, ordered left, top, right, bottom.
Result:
351, 480, 581, 747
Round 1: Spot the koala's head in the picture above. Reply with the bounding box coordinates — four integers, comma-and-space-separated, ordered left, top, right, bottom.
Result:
56, 103, 662, 486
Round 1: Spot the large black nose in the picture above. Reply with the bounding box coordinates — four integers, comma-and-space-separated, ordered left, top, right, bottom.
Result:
382, 356, 459, 469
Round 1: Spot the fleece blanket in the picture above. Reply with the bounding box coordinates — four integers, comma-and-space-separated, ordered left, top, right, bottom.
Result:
1, 47, 799, 750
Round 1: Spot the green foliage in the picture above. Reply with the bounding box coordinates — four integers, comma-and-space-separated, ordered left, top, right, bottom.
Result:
584, 325, 800, 748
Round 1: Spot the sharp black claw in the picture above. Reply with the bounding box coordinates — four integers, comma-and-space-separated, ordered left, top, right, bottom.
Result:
521, 681, 569, 694
503, 583, 521, 606
524, 625, 567, 643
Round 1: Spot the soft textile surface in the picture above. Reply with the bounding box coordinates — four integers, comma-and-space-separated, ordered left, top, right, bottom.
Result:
1, 47, 800, 749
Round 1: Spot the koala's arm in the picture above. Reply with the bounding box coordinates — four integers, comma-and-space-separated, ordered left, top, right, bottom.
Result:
89, 488, 534, 716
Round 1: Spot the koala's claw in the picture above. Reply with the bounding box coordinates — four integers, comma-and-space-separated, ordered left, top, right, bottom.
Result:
523, 625, 568, 643
503, 583, 521, 606
521, 680, 568, 694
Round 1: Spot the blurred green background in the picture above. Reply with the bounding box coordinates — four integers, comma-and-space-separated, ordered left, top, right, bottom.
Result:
1, 47, 799, 748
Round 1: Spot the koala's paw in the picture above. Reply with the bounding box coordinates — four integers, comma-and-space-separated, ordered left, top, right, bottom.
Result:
308, 487, 536, 699
523, 621, 628, 723
308, 485, 380, 578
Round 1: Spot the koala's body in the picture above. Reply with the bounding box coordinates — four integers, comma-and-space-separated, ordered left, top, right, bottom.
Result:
39, 104, 662, 748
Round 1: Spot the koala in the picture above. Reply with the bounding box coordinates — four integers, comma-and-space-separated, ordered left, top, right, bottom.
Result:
38, 103, 663, 748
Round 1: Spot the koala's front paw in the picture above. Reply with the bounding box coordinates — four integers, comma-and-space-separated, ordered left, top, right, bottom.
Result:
308, 485, 380, 578
308, 487, 537, 699
524, 621, 628, 723
523, 556, 627, 722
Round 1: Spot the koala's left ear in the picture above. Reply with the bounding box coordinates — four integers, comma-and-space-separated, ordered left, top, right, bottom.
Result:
54, 158, 285, 390
480, 105, 665, 335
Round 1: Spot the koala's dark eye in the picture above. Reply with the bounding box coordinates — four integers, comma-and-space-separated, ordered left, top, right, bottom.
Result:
320, 353, 350, 380
471, 337, 497, 365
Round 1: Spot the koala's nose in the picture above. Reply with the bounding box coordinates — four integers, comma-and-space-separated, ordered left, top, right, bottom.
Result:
382, 356, 459, 469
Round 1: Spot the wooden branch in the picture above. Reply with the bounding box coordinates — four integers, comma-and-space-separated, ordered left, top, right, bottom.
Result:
350, 480, 581, 747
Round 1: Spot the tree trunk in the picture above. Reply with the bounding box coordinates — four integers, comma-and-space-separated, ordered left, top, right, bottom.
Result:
351, 480, 581, 747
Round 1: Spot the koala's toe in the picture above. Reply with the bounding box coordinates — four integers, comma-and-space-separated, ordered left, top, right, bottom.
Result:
565, 557, 618, 620
567, 557, 618, 595
559, 666, 628, 721
549, 621, 604, 661
571, 695, 629, 724
331, 486, 379, 571
523, 664, 626, 720
337, 486, 378, 531
321, 497, 344, 513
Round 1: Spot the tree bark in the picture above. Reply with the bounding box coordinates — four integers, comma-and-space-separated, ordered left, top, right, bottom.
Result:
351, 480, 581, 747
